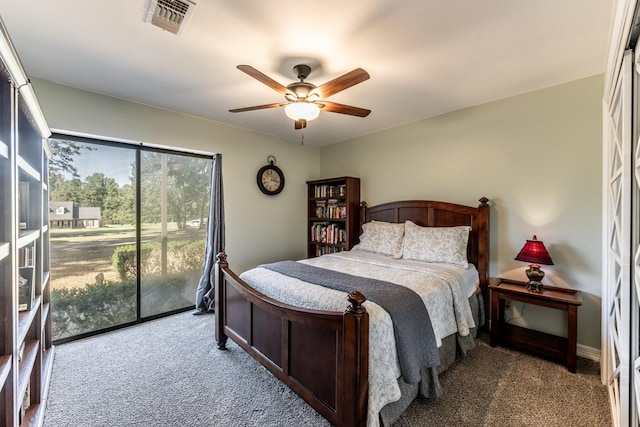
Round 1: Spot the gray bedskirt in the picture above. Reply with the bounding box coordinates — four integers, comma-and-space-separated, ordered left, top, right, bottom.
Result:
378, 290, 485, 426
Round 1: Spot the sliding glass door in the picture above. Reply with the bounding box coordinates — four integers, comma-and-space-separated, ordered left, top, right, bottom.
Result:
49, 135, 211, 342
139, 151, 210, 317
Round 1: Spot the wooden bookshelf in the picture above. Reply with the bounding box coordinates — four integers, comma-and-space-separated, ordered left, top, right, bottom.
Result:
307, 177, 360, 258
0, 16, 53, 426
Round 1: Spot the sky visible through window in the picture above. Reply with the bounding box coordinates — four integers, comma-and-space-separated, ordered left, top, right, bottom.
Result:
67, 142, 133, 186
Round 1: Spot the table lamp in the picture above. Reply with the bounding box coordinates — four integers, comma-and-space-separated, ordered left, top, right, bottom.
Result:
514, 235, 554, 292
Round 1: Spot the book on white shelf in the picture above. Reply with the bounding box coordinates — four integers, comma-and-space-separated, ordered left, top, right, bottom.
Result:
18, 245, 34, 267
18, 267, 34, 311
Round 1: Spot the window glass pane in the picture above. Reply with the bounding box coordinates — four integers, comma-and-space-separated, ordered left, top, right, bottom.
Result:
50, 139, 137, 340
139, 152, 210, 317
140, 152, 211, 317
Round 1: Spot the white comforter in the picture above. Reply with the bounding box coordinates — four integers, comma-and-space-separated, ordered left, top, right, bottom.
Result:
239, 250, 476, 427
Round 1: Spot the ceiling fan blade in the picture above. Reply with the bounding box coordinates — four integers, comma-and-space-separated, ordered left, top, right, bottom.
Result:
317, 68, 370, 98
237, 65, 291, 95
294, 119, 307, 130
229, 103, 284, 113
321, 101, 371, 117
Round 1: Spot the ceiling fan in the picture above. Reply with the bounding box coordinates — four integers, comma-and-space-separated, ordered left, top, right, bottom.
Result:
229, 64, 371, 130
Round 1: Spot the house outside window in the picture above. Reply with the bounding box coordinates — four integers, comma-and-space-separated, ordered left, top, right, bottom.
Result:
50, 201, 101, 229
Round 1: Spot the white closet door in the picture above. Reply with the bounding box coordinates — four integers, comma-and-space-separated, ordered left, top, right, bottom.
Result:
631, 48, 640, 426
605, 49, 633, 427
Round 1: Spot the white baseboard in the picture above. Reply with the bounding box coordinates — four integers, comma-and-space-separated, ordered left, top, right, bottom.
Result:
577, 343, 600, 362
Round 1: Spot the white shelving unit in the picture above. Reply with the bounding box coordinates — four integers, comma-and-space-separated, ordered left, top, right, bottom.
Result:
0, 15, 53, 427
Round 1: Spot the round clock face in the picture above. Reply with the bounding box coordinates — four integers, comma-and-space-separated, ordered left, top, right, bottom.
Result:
257, 164, 285, 195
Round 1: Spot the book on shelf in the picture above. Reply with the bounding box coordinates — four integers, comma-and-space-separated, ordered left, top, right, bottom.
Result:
18, 244, 35, 267
314, 184, 348, 199
310, 222, 346, 245
18, 267, 34, 311
324, 200, 346, 219
315, 245, 341, 256
314, 200, 346, 219
315, 201, 326, 218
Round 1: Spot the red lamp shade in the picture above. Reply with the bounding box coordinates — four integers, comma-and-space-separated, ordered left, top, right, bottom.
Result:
514, 235, 554, 266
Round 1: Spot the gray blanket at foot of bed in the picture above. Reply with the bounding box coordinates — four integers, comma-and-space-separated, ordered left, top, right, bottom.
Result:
260, 260, 439, 384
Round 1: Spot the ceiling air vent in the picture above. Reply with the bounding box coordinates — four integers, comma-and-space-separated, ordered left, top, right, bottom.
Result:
145, 0, 196, 35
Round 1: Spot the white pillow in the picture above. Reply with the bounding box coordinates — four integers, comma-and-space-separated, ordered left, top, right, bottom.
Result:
352, 221, 404, 258
402, 221, 471, 268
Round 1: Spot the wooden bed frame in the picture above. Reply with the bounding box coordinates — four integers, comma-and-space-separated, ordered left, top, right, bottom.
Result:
214, 197, 489, 427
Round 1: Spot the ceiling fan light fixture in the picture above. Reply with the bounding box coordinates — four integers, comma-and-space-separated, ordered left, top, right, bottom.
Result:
230, 64, 370, 128
285, 102, 320, 122
306, 92, 320, 102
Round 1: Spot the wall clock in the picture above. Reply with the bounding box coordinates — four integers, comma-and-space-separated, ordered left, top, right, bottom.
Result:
257, 155, 285, 195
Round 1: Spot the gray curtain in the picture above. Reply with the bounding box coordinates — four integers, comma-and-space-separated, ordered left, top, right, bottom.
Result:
194, 153, 224, 314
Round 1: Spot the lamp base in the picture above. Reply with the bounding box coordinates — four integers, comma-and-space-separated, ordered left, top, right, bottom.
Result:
525, 264, 545, 293
526, 281, 544, 293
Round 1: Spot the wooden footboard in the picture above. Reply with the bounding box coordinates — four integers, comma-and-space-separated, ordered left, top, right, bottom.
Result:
214, 252, 369, 427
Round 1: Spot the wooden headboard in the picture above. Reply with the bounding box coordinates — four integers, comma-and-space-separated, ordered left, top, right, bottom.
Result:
361, 197, 490, 294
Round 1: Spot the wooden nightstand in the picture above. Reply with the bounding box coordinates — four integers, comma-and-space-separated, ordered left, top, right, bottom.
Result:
489, 278, 583, 372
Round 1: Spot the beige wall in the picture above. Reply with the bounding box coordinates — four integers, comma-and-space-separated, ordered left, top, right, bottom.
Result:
33, 75, 604, 351
32, 78, 319, 273
320, 75, 603, 351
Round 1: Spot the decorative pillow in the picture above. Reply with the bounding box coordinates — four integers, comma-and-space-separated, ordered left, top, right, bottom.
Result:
402, 221, 471, 268
352, 221, 404, 258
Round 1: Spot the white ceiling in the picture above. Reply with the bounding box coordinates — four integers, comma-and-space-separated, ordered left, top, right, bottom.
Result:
0, 1, 615, 147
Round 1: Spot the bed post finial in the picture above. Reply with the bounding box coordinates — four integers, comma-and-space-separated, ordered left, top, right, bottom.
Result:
347, 291, 367, 314
216, 251, 228, 268
359, 202, 368, 231
479, 197, 489, 206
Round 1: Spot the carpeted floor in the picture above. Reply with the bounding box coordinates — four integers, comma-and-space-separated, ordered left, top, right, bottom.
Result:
43, 312, 610, 427
393, 334, 611, 426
